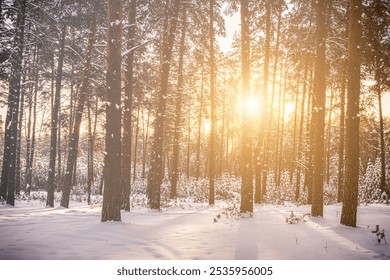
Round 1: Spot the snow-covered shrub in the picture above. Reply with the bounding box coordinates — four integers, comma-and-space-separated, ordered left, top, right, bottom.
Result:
360, 159, 384, 203
265, 171, 295, 204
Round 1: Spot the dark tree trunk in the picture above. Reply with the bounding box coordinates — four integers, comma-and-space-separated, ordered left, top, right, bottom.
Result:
1, 0, 26, 205
310, 0, 328, 217
122, 0, 137, 211
340, 0, 362, 227
260, 0, 271, 200
263, 6, 281, 201
61, 16, 96, 208
147, 0, 182, 210
240, 0, 253, 214
209, 0, 216, 205
325, 88, 334, 184
195, 56, 205, 181
142, 103, 151, 179
170, 7, 187, 199
276, 72, 286, 188
304, 67, 314, 200
133, 105, 140, 183
338, 64, 347, 203
295, 59, 308, 201
16, 74, 25, 195
47, 23, 66, 207
26, 49, 38, 195
290, 78, 300, 185
102, 0, 123, 222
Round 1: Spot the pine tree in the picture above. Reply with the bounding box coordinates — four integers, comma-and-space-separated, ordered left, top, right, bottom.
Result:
209, 0, 216, 205
0, 0, 26, 205
122, 0, 137, 211
61, 11, 97, 208
101, 0, 123, 222
240, 0, 253, 214
340, 0, 362, 227
147, 0, 182, 210
310, 0, 328, 217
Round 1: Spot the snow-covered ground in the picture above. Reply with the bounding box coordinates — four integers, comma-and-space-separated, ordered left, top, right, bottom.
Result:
0, 200, 389, 260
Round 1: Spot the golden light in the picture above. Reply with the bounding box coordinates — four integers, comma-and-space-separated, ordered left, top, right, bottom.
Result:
284, 102, 295, 119
203, 119, 211, 135
238, 95, 261, 118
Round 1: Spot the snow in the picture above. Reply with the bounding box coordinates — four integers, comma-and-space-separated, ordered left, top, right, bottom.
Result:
0, 200, 389, 260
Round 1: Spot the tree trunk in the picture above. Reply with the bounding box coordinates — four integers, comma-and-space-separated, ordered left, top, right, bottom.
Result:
240, 0, 253, 214
102, 0, 123, 222
147, 0, 182, 210
310, 0, 328, 217
326, 87, 334, 184
276, 71, 286, 188
338, 64, 347, 202
263, 6, 281, 200
26, 50, 38, 195
47, 23, 66, 207
87, 98, 93, 205
133, 105, 140, 183
195, 56, 204, 181
1, 0, 26, 205
295, 59, 308, 201
340, 0, 362, 227
376, 67, 386, 195
259, 0, 271, 200
304, 67, 314, 200
142, 103, 151, 179
209, 0, 216, 205
170, 7, 187, 199
16, 74, 25, 195
122, 0, 137, 211
61, 16, 96, 208
290, 77, 300, 185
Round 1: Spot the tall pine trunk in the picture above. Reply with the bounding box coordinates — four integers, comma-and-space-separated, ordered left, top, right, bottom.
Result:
147, 0, 181, 210
340, 0, 362, 227
310, 0, 327, 217
260, 0, 271, 200
122, 0, 137, 211
61, 16, 96, 208
209, 0, 216, 205
47, 24, 66, 207
1, 0, 26, 205
101, 0, 123, 222
240, 0, 253, 214
170, 7, 187, 199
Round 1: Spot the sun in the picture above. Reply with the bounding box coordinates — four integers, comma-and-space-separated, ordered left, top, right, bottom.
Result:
238, 95, 261, 118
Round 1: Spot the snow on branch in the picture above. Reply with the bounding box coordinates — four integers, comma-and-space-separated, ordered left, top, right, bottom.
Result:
122, 40, 152, 57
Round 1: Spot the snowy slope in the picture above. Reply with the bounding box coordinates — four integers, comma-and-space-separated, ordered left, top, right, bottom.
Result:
0, 201, 389, 260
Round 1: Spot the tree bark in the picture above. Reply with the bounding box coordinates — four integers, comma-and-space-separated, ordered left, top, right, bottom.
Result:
340, 0, 362, 227
102, 0, 123, 222
1, 0, 26, 205
209, 0, 216, 205
295, 59, 308, 201
61, 16, 96, 208
122, 0, 137, 211
310, 0, 328, 217
170, 7, 187, 199
240, 0, 253, 214
147, 0, 182, 210
260, 0, 271, 200
47, 23, 66, 207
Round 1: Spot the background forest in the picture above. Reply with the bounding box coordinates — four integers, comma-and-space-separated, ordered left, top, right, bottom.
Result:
0, 0, 389, 226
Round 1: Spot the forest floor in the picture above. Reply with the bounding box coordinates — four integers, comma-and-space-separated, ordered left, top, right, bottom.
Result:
0, 198, 389, 260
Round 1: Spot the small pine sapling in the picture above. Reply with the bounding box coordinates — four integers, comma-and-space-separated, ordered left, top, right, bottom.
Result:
371, 225, 387, 244
286, 211, 311, 224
